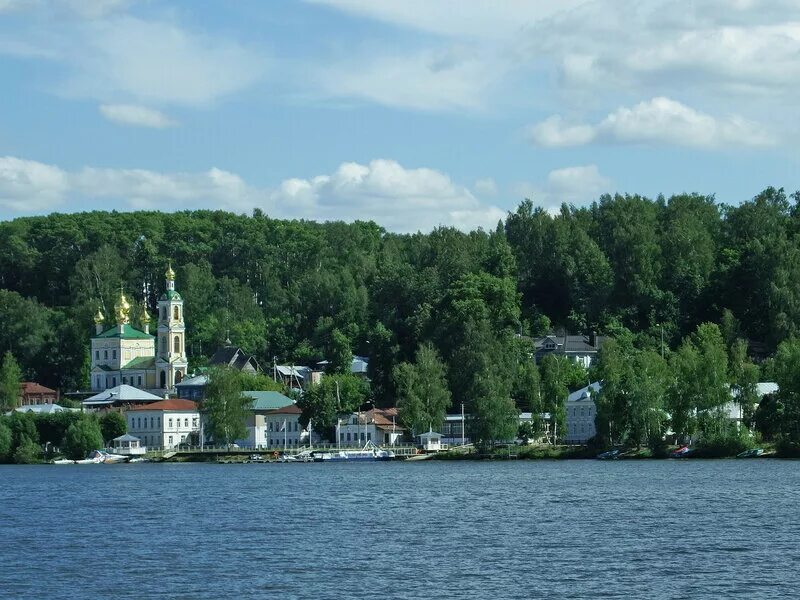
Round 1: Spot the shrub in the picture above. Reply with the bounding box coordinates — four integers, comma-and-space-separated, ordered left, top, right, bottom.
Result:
13, 435, 41, 464
63, 417, 104, 460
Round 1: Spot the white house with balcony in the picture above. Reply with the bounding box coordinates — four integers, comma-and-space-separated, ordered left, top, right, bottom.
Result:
565, 382, 601, 444
125, 398, 199, 449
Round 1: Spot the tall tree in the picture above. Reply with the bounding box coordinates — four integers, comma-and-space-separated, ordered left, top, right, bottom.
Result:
203, 366, 253, 446
394, 343, 451, 434
0, 351, 22, 412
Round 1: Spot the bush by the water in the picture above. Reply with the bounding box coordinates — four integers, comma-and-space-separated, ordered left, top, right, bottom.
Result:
63, 418, 104, 460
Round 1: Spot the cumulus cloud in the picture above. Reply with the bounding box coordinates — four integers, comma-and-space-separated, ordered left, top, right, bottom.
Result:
0, 156, 504, 233
528, 97, 774, 148
513, 165, 612, 214
99, 104, 177, 128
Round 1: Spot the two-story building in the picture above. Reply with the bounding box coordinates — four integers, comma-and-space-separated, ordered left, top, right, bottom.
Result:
126, 398, 199, 449
337, 407, 404, 447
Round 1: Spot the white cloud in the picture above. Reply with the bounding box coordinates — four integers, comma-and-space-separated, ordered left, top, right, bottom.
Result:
528, 97, 774, 148
306, 0, 586, 39
514, 165, 612, 214
0, 156, 504, 233
99, 104, 177, 128
65, 16, 266, 106
268, 159, 503, 231
0, 12, 266, 107
0, 157, 69, 212
313, 47, 501, 112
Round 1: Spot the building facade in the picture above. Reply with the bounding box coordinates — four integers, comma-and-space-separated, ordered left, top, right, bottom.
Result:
565, 382, 600, 444
90, 264, 188, 392
126, 398, 199, 449
337, 408, 404, 446
19, 382, 59, 406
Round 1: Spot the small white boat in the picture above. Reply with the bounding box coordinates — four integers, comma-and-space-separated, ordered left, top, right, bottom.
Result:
320, 442, 396, 462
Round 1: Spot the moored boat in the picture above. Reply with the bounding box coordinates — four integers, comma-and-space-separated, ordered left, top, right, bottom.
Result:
736, 448, 764, 458
670, 445, 692, 458
318, 442, 395, 462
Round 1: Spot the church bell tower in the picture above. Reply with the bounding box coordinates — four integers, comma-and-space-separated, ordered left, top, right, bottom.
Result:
155, 263, 188, 390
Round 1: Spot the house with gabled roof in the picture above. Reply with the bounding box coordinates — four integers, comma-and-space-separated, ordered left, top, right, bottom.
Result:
336, 407, 404, 447
210, 343, 259, 374
533, 332, 608, 367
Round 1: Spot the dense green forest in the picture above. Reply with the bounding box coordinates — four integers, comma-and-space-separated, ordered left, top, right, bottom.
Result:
3, 186, 800, 449
1, 187, 799, 392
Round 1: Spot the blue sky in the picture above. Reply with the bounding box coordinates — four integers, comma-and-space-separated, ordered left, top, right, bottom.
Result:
1, 0, 799, 232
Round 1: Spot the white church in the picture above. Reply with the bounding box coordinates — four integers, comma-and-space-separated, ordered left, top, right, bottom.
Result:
90, 264, 189, 392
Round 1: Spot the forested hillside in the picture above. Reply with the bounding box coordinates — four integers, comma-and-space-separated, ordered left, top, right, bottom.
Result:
1, 186, 798, 403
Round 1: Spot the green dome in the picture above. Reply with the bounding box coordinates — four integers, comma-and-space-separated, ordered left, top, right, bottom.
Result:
159, 289, 183, 301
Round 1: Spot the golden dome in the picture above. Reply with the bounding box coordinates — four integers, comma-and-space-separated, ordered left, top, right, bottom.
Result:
114, 291, 131, 325
93, 308, 105, 324
165, 262, 176, 280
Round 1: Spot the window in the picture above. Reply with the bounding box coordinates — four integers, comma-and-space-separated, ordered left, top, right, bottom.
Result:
264, 430, 268, 440
168, 435, 173, 445
581, 407, 585, 417
367, 432, 371, 441
150, 417, 154, 429
184, 418, 189, 428
269, 422, 273, 432
340, 433, 344, 442
346, 432, 351, 441
160, 337, 166, 353
130, 417, 135, 427
137, 417, 141, 428
122, 377, 127, 385
112, 350, 116, 360
192, 418, 198, 428
173, 336, 180, 354
95, 350, 99, 360
173, 306, 180, 321
138, 376, 142, 386
168, 418, 173, 428
112, 377, 116, 387
104, 350, 108, 359
157, 417, 161, 428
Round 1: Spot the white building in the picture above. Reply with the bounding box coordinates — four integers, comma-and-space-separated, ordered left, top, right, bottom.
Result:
565, 382, 600, 444
125, 398, 199, 449
257, 404, 313, 449
337, 407, 404, 446
418, 430, 443, 451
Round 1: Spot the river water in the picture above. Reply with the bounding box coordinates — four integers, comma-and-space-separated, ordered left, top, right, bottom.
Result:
0, 460, 798, 599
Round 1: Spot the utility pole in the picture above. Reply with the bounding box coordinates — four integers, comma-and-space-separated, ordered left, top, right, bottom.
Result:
461, 402, 465, 446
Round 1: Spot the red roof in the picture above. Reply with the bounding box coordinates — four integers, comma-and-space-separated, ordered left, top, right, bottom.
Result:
20, 382, 57, 395
131, 398, 197, 411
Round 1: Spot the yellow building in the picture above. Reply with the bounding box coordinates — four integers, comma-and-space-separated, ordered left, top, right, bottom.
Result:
90, 265, 188, 392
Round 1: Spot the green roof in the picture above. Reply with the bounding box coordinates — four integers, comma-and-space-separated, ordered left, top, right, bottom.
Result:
159, 290, 183, 301
122, 356, 156, 370
243, 391, 294, 410
96, 324, 154, 340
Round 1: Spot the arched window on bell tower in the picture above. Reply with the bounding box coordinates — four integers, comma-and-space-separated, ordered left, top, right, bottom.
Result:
173, 335, 181, 354
173, 306, 180, 321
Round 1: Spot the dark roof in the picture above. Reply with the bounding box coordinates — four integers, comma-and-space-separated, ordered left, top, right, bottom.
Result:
534, 334, 608, 353
95, 324, 154, 340
210, 346, 259, 371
